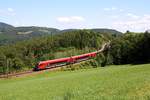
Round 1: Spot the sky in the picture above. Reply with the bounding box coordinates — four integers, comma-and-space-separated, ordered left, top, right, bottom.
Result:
0, 0, 150, 32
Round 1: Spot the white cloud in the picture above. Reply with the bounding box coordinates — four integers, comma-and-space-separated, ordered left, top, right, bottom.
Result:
112, 7, 117, 10
0, 8, 16, 16
111, 15, 119, 19
113, 14, 150, 32
104, 7, 125, 13
57, 16, 85, 23
127, 13, 139, 19
7, 8, 14, 12
104, 7, 117, 11
119, 9, 124, 12
104, 8, 111, 11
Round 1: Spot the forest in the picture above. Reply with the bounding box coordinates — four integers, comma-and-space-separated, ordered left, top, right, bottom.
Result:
0, 29, 150, 75
0, 30, 112, 74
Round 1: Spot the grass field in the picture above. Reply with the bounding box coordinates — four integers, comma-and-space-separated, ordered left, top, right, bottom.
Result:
0, 64, 150, 100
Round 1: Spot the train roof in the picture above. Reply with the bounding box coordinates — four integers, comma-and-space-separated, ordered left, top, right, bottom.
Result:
39, 51, 97, 65
39, 57, 70, 64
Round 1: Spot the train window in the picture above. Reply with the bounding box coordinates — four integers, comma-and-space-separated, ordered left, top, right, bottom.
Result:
76, 55, 90, 62
55, 62, 67, 67
77, 55, 89, 60
45, 62, 67, 68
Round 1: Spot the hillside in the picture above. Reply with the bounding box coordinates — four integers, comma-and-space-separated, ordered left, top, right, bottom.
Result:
0, 22, 60, 45
91, 28, 122, 35
60, 28, 122, 35
0, 22, 14, 32
0, 22, 122, 45
0, 64, 150, 100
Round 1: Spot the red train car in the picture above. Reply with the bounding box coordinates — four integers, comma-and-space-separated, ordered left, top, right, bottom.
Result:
33, 51, 97, 71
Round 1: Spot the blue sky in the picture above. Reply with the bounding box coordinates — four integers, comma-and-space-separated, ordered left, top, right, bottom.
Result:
0, 0, 150, 32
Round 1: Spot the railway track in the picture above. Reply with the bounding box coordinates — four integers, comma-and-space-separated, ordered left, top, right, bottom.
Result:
0, 70, 33, 78
0, 41, 111, 78
0, 68, 60, 78
0, 59, 91, 78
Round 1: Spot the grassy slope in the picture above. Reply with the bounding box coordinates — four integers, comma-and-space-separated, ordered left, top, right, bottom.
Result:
0, 64, 150, 100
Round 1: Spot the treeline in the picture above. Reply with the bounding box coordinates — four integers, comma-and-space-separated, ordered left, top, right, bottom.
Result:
0, 30, 112, 74
110, 31, 150, 64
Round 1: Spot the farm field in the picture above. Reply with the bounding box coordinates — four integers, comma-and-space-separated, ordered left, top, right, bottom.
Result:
0, 64, 150, 100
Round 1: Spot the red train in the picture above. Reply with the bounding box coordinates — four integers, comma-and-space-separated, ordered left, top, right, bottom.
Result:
33, 51, 97, 71
33, 42, 110, 71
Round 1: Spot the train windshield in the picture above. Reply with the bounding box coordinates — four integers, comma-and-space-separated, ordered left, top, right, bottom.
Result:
35, 63, 39, 67
33, 63, 39, 71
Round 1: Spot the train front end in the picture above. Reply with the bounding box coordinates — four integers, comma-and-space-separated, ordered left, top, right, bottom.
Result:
33, 62, 47, 71
33, 63, 40, 71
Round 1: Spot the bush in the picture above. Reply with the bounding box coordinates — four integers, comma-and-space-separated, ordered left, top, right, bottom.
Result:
12, 57, 25, 71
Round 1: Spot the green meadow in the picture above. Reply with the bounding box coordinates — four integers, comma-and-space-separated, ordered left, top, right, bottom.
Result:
0, 64, 150, 100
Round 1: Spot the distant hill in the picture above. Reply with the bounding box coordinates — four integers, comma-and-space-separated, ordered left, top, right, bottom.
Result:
91, 28, 122, 35
0, 22, 14, 32
15, 26, 60, 35
59, 29, 79, 33
0, 22, 122, 45
146, 29, 150, 33
60, 28, 122, 36
0, 22, 60, 45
